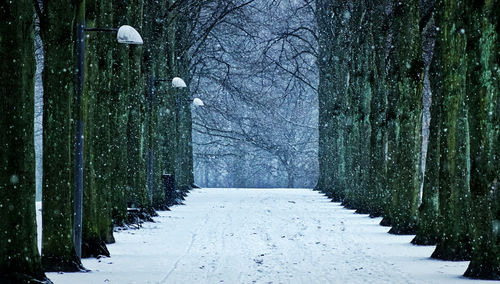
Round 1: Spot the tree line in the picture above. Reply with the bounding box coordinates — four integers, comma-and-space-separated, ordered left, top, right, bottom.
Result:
315, 0, 499, 280
0, 0, 252, 283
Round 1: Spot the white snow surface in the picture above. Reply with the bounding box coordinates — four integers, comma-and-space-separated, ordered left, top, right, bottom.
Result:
44, 188, 489, 284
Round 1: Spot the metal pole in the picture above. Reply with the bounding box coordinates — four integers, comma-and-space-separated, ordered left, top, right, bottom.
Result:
148, 76, 154, 206
74, 0, 86, 259
175, 89, 180, 194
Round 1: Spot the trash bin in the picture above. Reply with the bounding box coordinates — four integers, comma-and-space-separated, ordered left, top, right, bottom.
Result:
162, 173, 176, 206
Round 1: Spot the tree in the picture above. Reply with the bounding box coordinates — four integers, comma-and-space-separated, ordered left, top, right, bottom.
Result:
0, 1, 51, 282
315, 0, 350, 200
36, 0, 85, 271
384, 0, 424, 235
412, 1, 439, 245
191, 0, 318, 189
464, 0, 500, 278
429, 0, 472, 261
366, 0, 391, 217
81, 0, 115, 258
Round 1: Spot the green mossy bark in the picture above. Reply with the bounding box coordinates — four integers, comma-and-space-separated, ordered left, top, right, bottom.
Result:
413, 19, 440, 245
109, 0, 131, 225
81, 0, 114, 258
430, 0, 472, 261
0, 2, 51, 283
173, 5, 196, 196
464, 0, 500, 279
40, 0, 85, 272
386, 0, 423, 235
314, 0, 350, 202
412, 70, 440, 245
367, 0, 390, 218
122, 0, 151, 212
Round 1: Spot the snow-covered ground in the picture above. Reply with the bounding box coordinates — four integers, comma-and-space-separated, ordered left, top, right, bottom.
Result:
42, 188, 489, 283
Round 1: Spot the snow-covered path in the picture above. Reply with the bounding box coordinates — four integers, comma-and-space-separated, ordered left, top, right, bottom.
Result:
48, 188, 487, 284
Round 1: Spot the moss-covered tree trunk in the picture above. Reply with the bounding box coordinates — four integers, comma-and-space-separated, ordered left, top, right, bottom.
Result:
412, 66, 440, 245
343, 0, 373, 213
430, 0, 472, 260
40, 0, 85, 272
81, 0, 114, 258
464, 0, 500, 278
386, 0, 423, 235
412, 14, 440, 245
367, 0, 391, 217
124, 0, 150, 213
0, 2, 51, 282
109, 0, 131, 225
173, 4, 196, 196
143, 0, 170, 210
314, 0, 351, 202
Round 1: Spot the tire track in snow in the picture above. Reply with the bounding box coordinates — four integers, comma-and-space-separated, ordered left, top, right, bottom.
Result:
160, 230, 197, 284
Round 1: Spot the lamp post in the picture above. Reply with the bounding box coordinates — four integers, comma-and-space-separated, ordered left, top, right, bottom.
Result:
74, 4, 143, 259
147, 77, 187, 205
172, 77, 187, 198
147, 77, 203, 206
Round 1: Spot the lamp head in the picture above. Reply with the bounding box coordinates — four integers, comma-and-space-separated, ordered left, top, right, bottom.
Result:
193, 98, 204, 107
117, 25, 143, 45
172, 77, 187, 88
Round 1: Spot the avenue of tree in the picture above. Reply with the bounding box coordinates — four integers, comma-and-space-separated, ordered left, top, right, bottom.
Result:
315, 0, 500, 280
1, 0, 499, 282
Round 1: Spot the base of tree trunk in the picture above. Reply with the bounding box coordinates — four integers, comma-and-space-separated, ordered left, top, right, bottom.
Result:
316, 186, 344, 202
105, 230, 115, 244
341, 200, 356, 210
369, 211, 384, 218
82, 238, 110, 258
355, 207, 371, 215
411, 234, 437, 245
380, 217, 392, 227
0, 272, 53, 284
388, 225, 416, 235
464, 262, 500, 280
431, 241, 471, 261
154, 203, 171, 211
42, 255, 86, 272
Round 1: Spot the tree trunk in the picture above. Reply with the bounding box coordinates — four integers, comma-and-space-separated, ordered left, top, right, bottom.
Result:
314, 0, 351, 202
81, 0, 114, 258
430, 0, 472, 260
40, 0, 85, 272
0, 2, 51, 282
412, 68, 440, 245
109, 0, 131, 225
412, 15, 439, 245
464, 0, 500, 279
367, 0, 391, 217
386, 0, 423, 235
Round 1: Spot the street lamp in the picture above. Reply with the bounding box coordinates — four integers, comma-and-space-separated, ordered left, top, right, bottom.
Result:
147, 77, 203, 207
147, 76, 187, 207
193, 98, 205, 107
74, 6, 143, 259
148, 77, 201, 205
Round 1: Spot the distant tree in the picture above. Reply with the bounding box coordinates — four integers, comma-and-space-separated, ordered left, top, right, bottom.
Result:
0, 1, 51, 282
